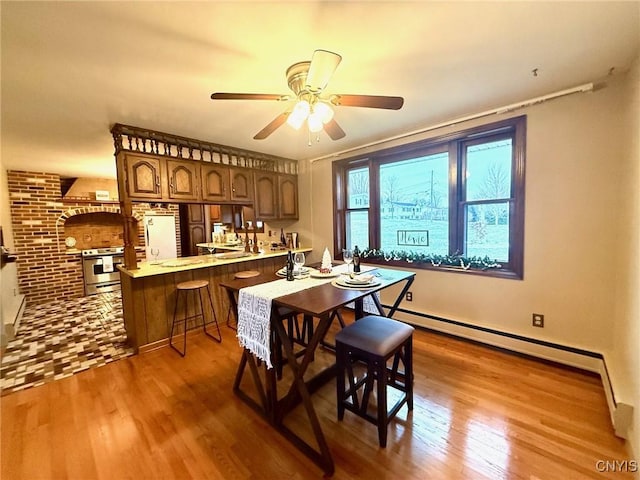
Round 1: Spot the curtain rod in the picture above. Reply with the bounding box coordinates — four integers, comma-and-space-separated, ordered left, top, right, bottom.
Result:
308, 82, 594, 163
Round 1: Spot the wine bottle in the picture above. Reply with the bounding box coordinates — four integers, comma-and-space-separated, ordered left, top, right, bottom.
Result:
280, 228, 286, 246
286, 250, 295, 281
353, 245, 361, 273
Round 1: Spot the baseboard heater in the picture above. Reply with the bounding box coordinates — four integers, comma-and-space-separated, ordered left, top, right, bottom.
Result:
381, 304, 633, 441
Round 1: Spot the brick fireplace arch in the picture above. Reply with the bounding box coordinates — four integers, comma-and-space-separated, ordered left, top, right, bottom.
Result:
55, 207, 143, 253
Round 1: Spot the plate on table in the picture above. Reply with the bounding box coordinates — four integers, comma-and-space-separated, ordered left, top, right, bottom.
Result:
344, 274, 375, 285
333, 277, 381, 289
309, 269, 340, 278
276, 267, 309, 279
277, 267, 309, 276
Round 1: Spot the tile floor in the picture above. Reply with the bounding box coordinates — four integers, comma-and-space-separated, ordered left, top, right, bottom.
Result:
1, 290, 134, 396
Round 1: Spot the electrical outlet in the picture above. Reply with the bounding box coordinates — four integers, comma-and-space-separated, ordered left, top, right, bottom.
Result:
406, 291, 413, 302
532, 313, 544, 328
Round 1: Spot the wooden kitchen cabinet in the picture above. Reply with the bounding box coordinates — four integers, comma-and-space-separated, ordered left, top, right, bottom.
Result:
201, 165, 253, 204
124, 153, 163, 200
230, 168, 253, 203
278, 174, 298, 219
179, 204, 206, 256
253, 172, 298, 220
201, 164, 231, 202
210, 204, 222, 222
120, 152, 296, 219
210, 204, 234, 223
166, 159, 200, 201
123, 154, 201, 202
254, 171, 278, 220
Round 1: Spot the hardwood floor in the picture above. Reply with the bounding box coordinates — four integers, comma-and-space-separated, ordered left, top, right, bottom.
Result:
1, 314, 632, 479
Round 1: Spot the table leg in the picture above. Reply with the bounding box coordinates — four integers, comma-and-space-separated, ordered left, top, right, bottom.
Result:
227, 286, 277, 420
233, 349, 271, 416
272, 314, 335, 476
385, 276, 415, 318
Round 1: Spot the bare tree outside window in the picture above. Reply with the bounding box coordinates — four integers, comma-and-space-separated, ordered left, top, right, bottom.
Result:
382, 173, 400, 218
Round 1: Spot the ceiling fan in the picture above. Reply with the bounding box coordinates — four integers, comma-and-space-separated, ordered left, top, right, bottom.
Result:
210, 49, 404, 142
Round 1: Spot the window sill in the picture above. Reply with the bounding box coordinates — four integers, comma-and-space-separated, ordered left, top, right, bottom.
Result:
356, 257, 523, 280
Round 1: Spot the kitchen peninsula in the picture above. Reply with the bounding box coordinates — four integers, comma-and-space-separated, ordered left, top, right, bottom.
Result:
111, 123, 304, 352
118, 247, 312, 351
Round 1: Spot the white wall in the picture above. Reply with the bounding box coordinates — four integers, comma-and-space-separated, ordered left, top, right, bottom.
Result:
303, 64, 639, 454
610, 57, 639, 458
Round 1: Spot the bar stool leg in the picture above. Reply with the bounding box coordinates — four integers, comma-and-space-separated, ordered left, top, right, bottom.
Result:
336, 344, 346, 421
225, 287, 238, 330
406, 338, 414, 410
170, 289, 186, 357
376, 359, 388, 448
202, 285, 222, 342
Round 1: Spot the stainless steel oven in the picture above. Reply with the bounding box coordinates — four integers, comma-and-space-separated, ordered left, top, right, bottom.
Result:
82, 247, 125, 295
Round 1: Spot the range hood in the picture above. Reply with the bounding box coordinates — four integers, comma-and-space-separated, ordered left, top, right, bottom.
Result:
61, 177, 118, 201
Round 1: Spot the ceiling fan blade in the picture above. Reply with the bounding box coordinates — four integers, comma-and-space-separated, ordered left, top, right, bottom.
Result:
323, 119, 346, 140
211, 93, 289, 101
330, 94, 404, 110
305, 50, 342, 92
253, 111, 290, 140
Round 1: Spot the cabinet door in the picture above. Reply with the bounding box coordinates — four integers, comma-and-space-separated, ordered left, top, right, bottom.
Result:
179, 204, 206, 256
189, 224, 206, 254
201, 164, 231, 202
210, 204, 222, 222
230, 168, 254, 203
125, 154, 162, 200
167, 159, 200, 201
278, 174, 298, 219
254, 172, 278, 220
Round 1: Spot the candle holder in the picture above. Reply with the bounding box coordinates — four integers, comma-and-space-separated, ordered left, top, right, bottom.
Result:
252, 229, 259, 254
244, 223, 251, 253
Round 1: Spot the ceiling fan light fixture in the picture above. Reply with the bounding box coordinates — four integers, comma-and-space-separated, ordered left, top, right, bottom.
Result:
286, 100, 310, 129
314, 101, 334, 124
307, 111, 324, 133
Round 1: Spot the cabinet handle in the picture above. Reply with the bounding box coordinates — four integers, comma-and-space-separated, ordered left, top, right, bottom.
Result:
170, 179, 174, 193
155, 175, 160, 191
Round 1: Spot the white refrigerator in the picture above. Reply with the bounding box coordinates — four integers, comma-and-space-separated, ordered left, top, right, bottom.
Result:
143, 213, 177, 261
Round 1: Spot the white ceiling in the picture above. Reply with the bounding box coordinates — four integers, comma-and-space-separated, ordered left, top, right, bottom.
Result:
1, 1, 639, 178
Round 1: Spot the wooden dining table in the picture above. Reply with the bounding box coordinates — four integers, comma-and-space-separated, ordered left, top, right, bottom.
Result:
220, 266, 415, 476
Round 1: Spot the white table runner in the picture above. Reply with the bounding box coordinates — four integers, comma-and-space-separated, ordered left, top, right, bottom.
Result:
236, 264, 376, 368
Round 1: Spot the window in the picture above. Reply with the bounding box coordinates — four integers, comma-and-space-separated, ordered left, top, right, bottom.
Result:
333, 116, 525, 279
346, 166, 370, 250
380, 152, 449, 255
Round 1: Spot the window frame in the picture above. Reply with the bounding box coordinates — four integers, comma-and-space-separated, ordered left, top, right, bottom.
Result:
332, 115, 526, 279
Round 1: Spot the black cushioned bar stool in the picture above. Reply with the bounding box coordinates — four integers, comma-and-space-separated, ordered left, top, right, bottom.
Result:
335, 315, 414, 447
170, 279, 222, 356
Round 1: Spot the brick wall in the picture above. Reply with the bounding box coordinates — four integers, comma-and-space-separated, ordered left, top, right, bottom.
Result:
7, 171, 181, 306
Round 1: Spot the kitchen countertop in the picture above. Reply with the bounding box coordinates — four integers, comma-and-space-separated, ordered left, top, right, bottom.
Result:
118, 247, 312, 279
